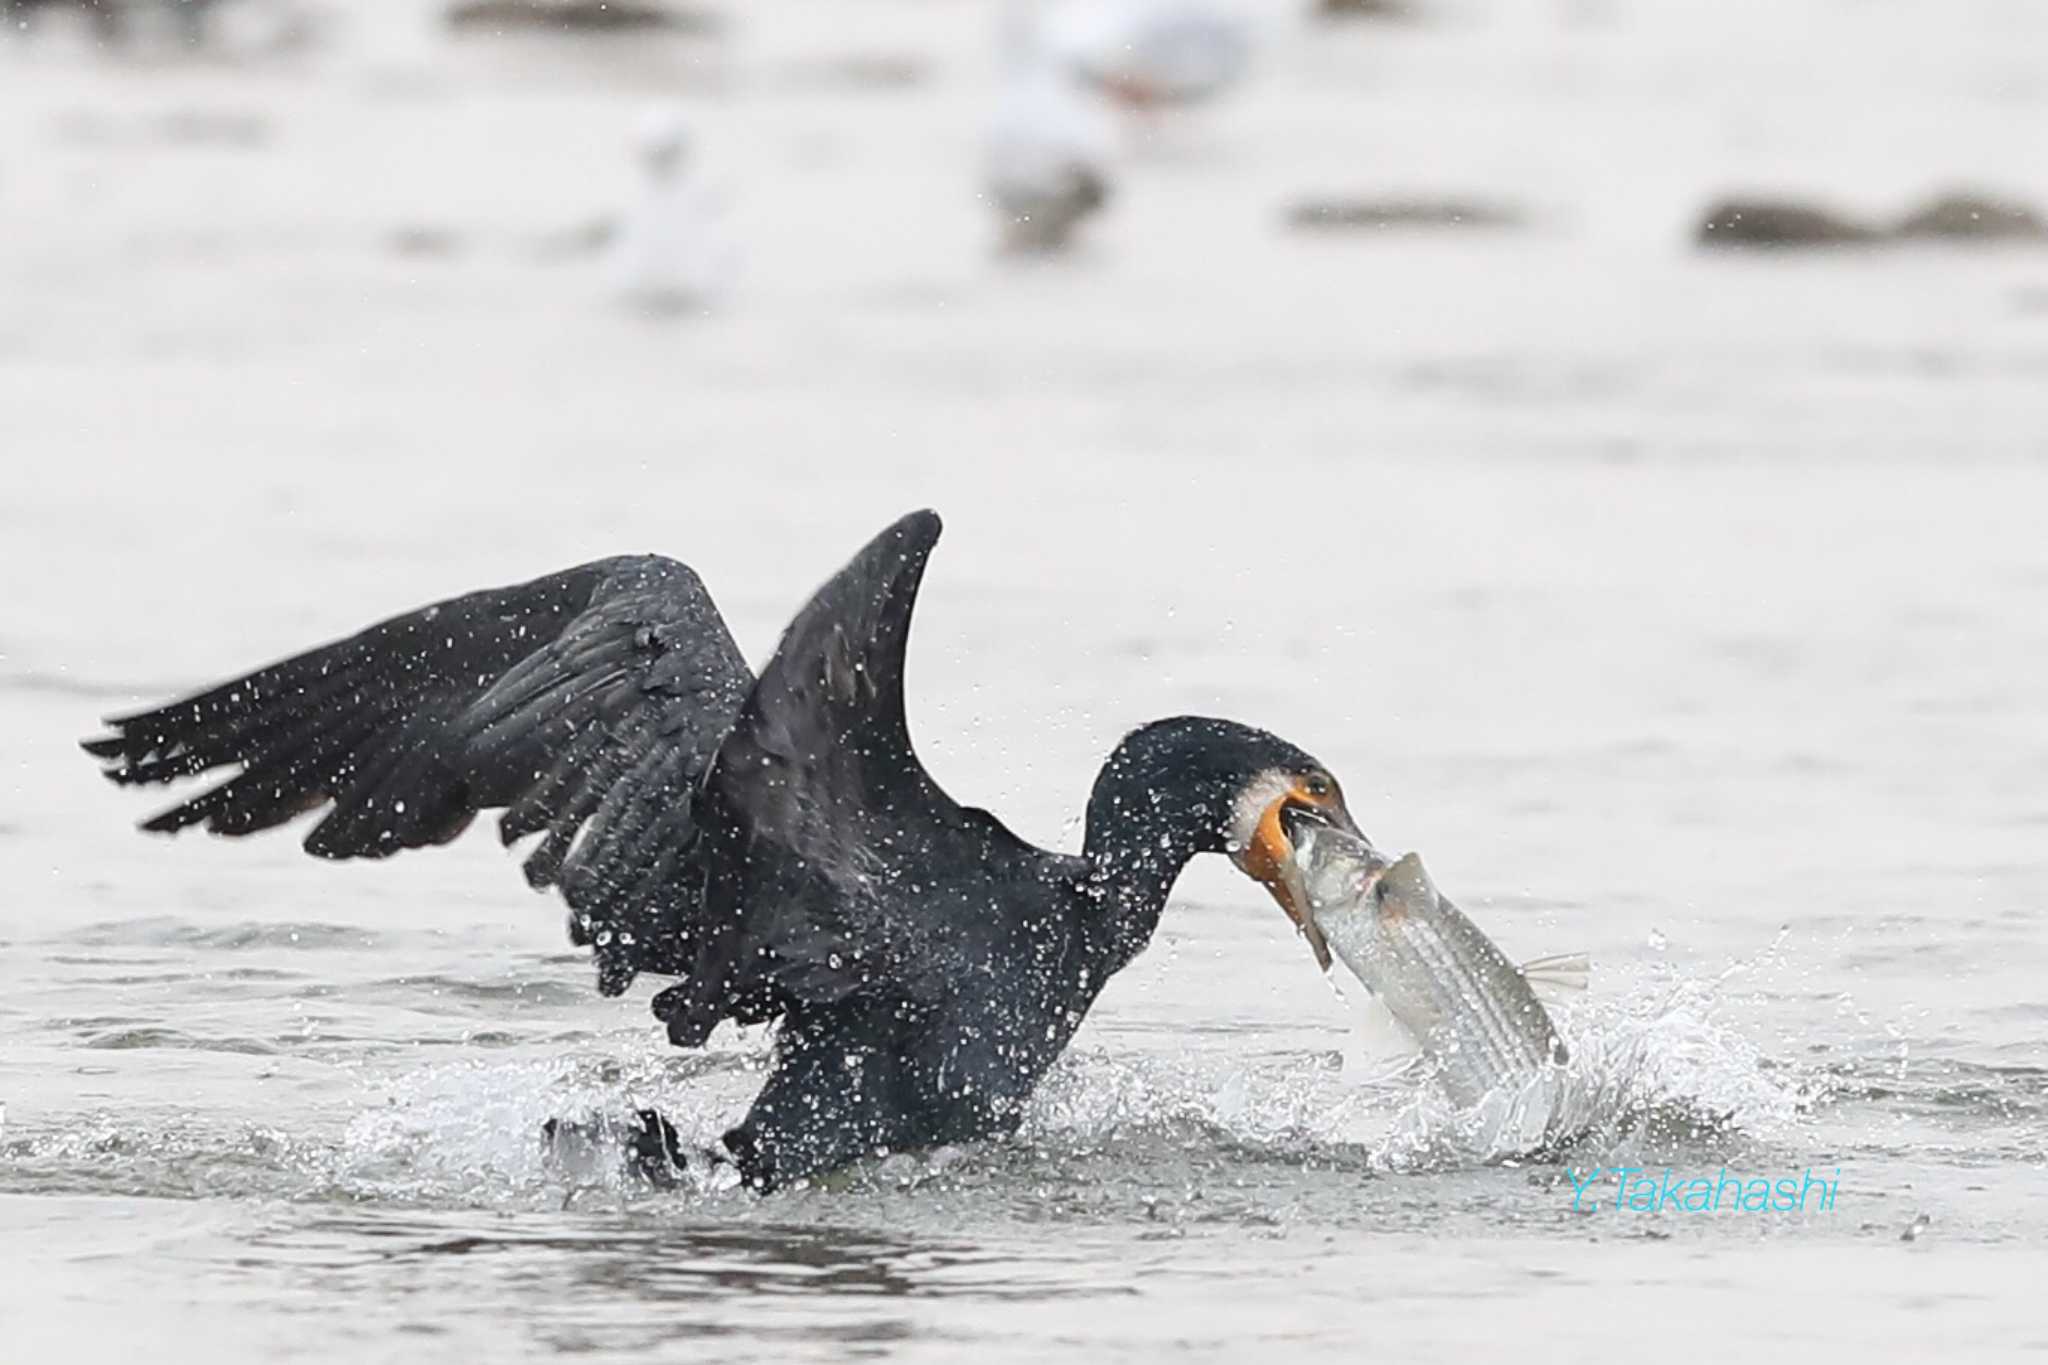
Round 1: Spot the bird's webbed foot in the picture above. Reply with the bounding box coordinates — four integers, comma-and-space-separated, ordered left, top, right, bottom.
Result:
540, 1107, 722, 1189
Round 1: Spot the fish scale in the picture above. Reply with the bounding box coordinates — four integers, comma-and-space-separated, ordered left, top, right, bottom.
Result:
1389, 911, 1527, 1106
1411, 889, 1551, 1071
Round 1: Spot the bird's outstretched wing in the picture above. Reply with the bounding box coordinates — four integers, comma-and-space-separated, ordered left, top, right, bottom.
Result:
662, 509, 1010, 1045
81, 555, 753, 995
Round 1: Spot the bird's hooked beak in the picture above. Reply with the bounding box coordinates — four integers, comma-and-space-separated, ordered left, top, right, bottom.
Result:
1231, 776, 1360, 971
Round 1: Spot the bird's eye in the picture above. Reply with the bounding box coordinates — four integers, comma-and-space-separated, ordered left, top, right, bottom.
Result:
1301, 771, 1333, 800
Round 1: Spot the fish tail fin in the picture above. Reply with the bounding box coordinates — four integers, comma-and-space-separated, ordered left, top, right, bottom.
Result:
1519, 952, 1591, 998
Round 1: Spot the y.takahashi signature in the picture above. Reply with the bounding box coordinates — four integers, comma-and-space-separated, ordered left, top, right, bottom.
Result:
1569, 1166, 1841, 1214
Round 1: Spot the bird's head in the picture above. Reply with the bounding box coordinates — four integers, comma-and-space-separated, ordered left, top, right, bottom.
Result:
634, 104, 692, 177
1218, 750, 1359, 972
1088, 716, 1362, 968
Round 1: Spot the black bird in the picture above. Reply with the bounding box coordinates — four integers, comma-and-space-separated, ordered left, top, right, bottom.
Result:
82, 510, 1361, 1189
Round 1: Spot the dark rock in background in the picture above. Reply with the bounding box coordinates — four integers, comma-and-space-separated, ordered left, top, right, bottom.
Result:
1695, 198, 1880, 249
1287, 197, 1522, 232
1315, 0, 1417, 19
1893, 192, 2048, 242
445, 0, 718, 35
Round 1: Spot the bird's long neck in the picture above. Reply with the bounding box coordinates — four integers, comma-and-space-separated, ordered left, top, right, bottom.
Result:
1079, 764, 1221, 975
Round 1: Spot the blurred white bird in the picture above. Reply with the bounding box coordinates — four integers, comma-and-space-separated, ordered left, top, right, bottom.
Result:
607, 106, 736, 316
984, 31, 1115, 253
1037, 0, 1250, 110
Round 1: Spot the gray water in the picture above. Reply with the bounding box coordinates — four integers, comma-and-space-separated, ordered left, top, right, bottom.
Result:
3, 1, 2047, 1360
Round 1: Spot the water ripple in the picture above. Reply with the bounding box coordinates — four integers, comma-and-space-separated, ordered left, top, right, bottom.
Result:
63, 918, 383, 951
79, 1026, 282, 1056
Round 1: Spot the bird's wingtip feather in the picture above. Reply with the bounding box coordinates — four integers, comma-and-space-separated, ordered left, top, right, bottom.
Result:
80, 734, 124, 759
897, 508, 943, 543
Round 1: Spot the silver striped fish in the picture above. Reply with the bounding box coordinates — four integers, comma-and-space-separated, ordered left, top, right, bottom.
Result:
1293, 824, 1584, 1112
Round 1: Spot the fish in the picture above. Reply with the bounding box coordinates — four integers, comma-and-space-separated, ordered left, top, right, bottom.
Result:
1290, 821, 1585, 1113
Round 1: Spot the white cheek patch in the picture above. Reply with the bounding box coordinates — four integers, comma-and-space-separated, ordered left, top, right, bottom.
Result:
1225, 768, 1296, 857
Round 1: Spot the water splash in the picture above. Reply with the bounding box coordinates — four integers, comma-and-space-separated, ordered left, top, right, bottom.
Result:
308, 958, 1816, 1206
1370, 968, 1815, 1172
1, 965, 1815, 1214
332, 1041, 762, 1205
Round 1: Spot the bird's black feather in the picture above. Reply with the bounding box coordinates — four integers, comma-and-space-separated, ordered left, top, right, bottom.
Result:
662, 509, 1045, 1044
82, 554, 753, 995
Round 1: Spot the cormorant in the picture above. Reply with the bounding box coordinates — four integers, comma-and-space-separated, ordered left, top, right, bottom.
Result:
81, 511, 1361, 1189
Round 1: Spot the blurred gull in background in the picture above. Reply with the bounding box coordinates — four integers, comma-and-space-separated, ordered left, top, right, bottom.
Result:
1038, 0, 1250, 111
607, 104, 736, 317
984, 7, 1116, 253
982, 0, 1249, 254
